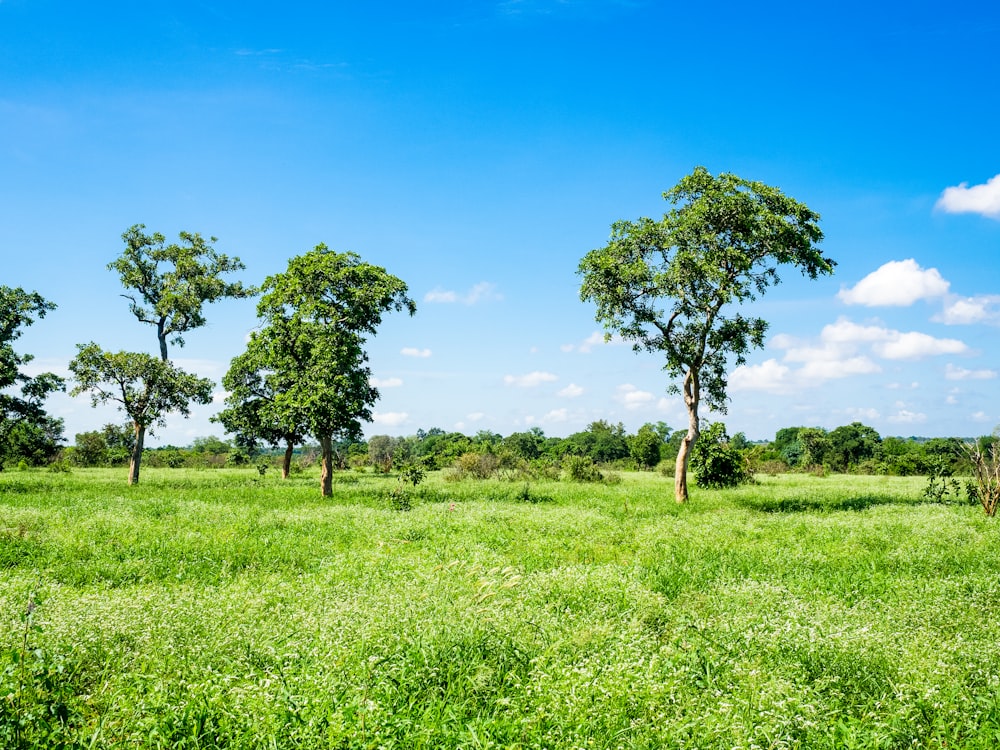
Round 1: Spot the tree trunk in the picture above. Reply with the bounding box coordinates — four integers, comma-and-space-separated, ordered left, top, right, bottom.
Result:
157, 319, 169, 362
282, 441, 294, 479
128, 422, 146, 485
320, 434, 333, 497
674, 368, 700, 503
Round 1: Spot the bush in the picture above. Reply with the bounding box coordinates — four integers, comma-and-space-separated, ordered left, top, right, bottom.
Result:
563, 455, 604, 483
452, 452, 500, 480
690, 423, 752, 489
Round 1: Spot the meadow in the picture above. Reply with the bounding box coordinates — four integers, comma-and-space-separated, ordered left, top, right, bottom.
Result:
2, 468, 999, 748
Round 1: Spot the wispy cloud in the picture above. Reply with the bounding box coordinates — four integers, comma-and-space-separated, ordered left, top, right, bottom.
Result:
561, 330, 626, 353
504, 371, 558, 387
424, 282, 503, 305
936, 174, 1000, 219
372, 411, 409, 427
838, 259, 949, 307
370, 376, 403, 388
945, 363, 997, 381
401, 347, 432, 358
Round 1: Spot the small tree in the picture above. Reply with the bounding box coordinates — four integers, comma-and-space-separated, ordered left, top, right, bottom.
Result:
69, 343, 213, 484
579, 167, 833, 502
629, 424, 665, 471
109, 224, 254, 362
965, 439, 1000, 516
213, 342, 308, 479
368, 435, 396, 473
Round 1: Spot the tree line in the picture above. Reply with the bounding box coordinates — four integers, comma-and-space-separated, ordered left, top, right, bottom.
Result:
2, 167, 991, 499
58, 418, 992, 485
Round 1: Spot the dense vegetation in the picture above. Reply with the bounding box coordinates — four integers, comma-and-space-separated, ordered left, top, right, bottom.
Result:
52, 417, 992, 484
3, 468, 1000, 748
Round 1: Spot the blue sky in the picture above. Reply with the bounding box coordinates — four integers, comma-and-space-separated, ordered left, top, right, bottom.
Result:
3, 0, 999, 444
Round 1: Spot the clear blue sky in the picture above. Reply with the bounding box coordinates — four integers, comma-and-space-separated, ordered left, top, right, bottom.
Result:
3, 0, 999, 444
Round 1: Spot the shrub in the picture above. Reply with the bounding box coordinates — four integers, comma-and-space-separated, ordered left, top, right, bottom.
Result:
563, 455, 603, 483
690, 422, 752, 489
452, 452, 500, 480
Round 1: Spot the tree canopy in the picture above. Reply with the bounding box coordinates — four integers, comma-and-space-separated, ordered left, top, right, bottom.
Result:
109, 224, 254, 361
579, 166, 834, 502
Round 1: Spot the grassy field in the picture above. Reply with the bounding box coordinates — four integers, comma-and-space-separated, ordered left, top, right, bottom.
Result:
2, 467, 999, 748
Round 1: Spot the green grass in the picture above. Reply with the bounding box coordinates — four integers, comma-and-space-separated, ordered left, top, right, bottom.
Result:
2, 468, 999, 748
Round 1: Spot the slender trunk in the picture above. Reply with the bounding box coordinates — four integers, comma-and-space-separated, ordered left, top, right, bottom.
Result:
320, 434, 333, 497
157, 318, 169, 362
674, 368, 700, 503
128, 422, 146, 485
282, 441, 294, 479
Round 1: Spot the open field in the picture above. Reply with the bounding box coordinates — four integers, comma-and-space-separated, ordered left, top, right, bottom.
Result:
2, 468, 1000, 748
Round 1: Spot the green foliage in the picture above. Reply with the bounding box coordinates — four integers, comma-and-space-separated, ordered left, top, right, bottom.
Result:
563, 455, 604, 483
109, 224, 253, 361
72, 431, 108, 467
629, 423, 664, 470
1, 589, 82, 749
398, 462, 426, 487
922, 459, 965, 505
0, 287, 65, 469
690, 422, 752, 489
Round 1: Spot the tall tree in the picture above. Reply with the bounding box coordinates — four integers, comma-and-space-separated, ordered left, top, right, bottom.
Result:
109, 224, 254, 361
579, 167, 834, 502
237, 245, 415, 496
68, 343, 213, 484
0, 287, 65, 467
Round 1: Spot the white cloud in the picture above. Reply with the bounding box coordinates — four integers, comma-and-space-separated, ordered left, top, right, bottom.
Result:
936, 174, 1000, 218
730, 359, 792, 392
424, 289, 458, 303
504, 371, 558, 388
616, 383, 654, 410
539, 408, 570, 424
424, 281, 503, 305
370, 376, 403, 388
945, 363, 998, 381
935, 295, 1000, 325
971, 411, 993, 422
887, 409, 927, 425
372, 411, 409, 427
734, 315, 965, 390
557, 383, 584, 398
872, 331, 967, 360
844, 407, 881, 421
401, 347, 432, 358
466, 411, 485, 422
564, 331, 627, 353
798, 356, 882, 380
837, 259, 949, 307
